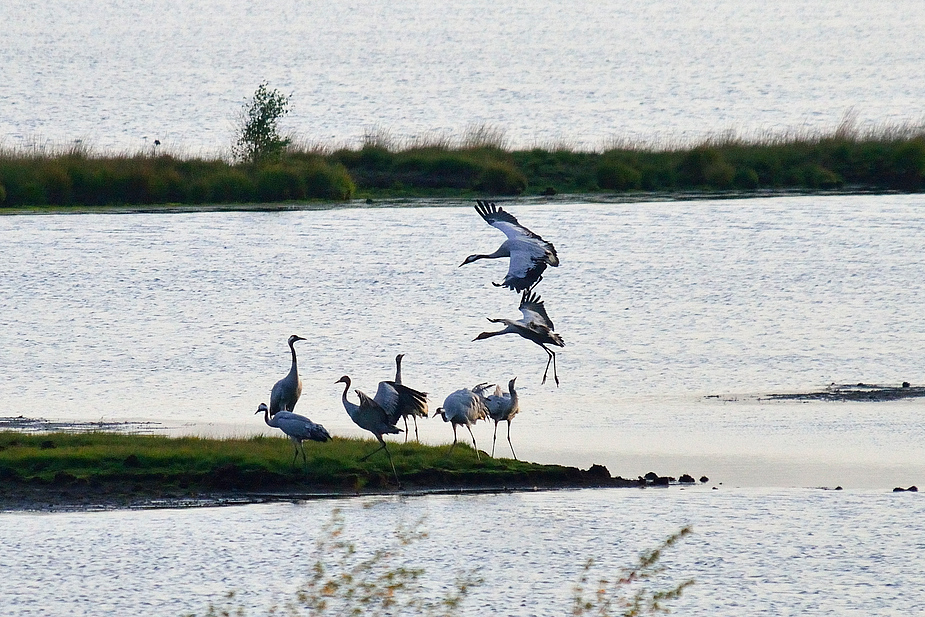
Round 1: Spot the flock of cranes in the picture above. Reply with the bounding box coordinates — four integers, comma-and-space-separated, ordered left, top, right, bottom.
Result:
255, 201, 562, 484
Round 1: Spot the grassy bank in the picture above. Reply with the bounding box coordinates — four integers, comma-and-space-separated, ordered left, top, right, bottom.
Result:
0, 431, 631, 508
2, 124, 923, 208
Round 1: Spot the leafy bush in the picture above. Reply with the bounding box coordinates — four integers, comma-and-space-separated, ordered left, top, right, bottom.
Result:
232, 82, 292, 165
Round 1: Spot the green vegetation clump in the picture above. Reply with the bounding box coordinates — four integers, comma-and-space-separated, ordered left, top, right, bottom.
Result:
232, 82, 292, 165
0, 431, 627, 502
2, 119, 924, 209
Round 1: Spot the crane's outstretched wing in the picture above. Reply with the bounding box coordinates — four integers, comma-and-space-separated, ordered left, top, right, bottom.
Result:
357, 389, 394, 426
476, 200, 559, 292
375, 381, 429, 425
519, 290, 556, 331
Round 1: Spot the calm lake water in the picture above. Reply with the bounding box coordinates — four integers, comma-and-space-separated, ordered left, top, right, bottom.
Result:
2, 488, 924, 616
2, 194, 925, 616
2, 195, 925, 489
3, 2, 925, 613
2, 0, 924, 153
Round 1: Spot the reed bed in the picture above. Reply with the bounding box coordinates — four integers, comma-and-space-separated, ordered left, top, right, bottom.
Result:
1, 121, 923, 208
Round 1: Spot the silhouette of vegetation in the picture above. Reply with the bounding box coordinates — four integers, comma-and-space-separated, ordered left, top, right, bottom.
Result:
572, 526, 694, 617
189, 511, 692, 617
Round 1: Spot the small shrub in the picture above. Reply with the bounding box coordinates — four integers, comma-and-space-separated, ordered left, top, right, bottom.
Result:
597, 160, 642, 190
475, 162, 526, 194
205, 169, 256, 203
256, 166, 305, 202
232, 82, 292, 165
301, 162, 355, 200
733, 167, 760, 189
678, 147, 734, 188
892, 139, 925, 190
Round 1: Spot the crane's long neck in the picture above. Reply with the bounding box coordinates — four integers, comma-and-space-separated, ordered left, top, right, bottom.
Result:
288, 340, 299, 375
340, 378, 352, 404
262, 405, 274, 428
395, 356, 403, 384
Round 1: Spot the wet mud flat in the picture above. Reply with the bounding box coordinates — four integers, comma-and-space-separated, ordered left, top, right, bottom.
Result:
0, 416, 170, 434
758, 382, 925, 403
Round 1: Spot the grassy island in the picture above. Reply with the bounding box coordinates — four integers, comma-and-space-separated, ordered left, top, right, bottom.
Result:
1, 123, 923, 209
0, 431, 636, 510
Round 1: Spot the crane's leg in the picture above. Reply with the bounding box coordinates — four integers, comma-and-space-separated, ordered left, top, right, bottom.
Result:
403, 415, 410, 443
448, 424, 459, 454
382, 441, 402, 488
541, 347, 554, 385
360, 440, 387, 461
290, 437, 300, 468
551, 349, 559, 387
507, 420, 518, 461
300, 441, 308, 470
491, 420, 499, 458
413, 415, 420, 442
466, 425, 481, 460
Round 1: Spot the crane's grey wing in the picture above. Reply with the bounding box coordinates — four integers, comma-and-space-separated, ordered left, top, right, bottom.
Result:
519, 290, 556, 331
392, 382, 429, 421
275, 411, 331, 442
357, 389, 394, 425
476, 201, 541, 241
475, 201, 558, 291
374, 381, 401, 420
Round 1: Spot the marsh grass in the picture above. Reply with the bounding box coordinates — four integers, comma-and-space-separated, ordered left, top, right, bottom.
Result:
0, 431, 604, 496
2, 120, 923, 208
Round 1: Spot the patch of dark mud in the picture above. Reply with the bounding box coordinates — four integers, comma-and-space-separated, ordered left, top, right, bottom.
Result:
0, 416, 169, 434
758, 382, 925, 403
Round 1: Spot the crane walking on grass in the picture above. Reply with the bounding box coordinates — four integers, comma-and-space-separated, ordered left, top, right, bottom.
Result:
433, 387, 489, 460
387, 354, 429, 442
269, 334, 306, 417
474, 290, 565, 386
256, 403, 331, 470
460, 200, 559, 292
476, 377, 521, 460
335, 375, 403, 486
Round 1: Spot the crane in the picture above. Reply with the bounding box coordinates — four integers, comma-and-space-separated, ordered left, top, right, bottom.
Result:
255, 402, 331, 469
476, 378, 520, 460
474, 290, 565, 386
269, 334, 306, 417
433, 387, 489, 459
460, 200, 559, 292
386, 354, 429, 441
335, 375, 403, 486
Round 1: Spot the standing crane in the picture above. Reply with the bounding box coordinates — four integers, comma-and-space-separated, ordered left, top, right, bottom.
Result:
255, 402, 330, 470
386, 354, 429, 442
335, 375, 403, 486
474, 290, 565, 386
269, 334, 306, 417
476, 378, 521, 460
460, 200, 559, 292
433, 387, 489, 460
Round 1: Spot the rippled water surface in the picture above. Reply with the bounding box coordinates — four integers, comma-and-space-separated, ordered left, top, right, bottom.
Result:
2, 488, 924, 616
2, 0, 924, 152
2, 195, 925, 488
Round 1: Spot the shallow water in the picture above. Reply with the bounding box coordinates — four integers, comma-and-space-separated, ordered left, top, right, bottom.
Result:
2, 195, 924, 488
2, 0, 924, 152
2, 488, 924, 616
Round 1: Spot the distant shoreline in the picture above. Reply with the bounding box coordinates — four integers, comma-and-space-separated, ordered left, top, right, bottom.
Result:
2, 125, 922, 209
